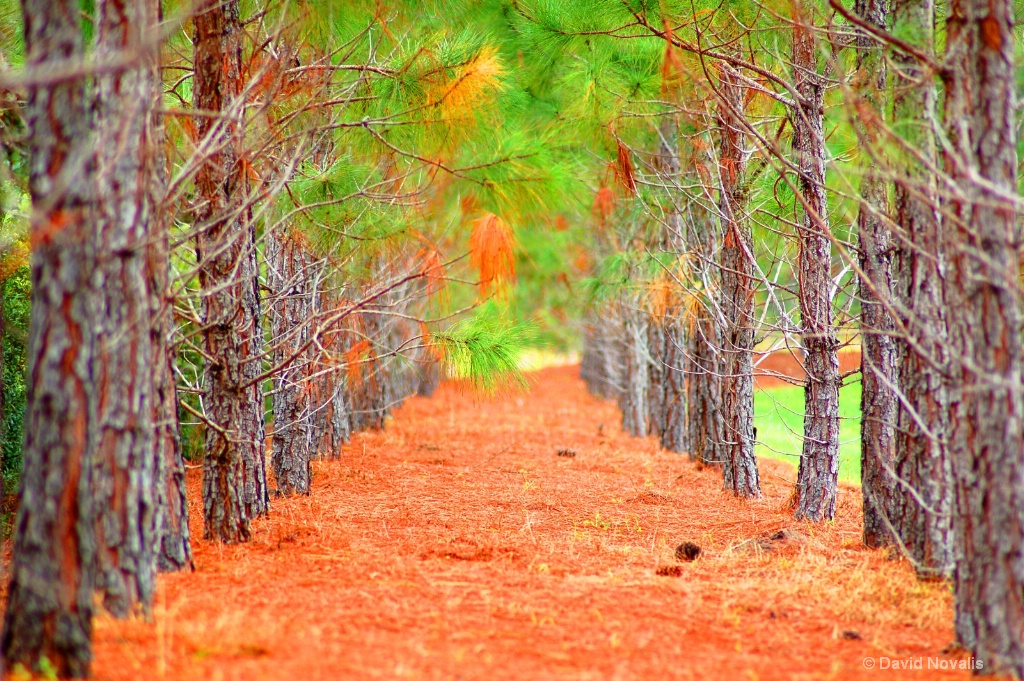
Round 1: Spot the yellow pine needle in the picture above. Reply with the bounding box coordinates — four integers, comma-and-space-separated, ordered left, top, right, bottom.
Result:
645, 275, 677, 322
433, 45, 505, 122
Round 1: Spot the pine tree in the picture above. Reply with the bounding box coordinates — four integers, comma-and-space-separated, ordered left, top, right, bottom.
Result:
941, 0, 1024, 668
193, 0, 269, 543
1, 1, 95, 672
791, 2, 841, 521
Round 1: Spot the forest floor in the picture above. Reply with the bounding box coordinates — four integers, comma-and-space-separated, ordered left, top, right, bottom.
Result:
37, 365, 975, 680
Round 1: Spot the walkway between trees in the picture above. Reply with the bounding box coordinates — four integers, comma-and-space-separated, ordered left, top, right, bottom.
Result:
93, 367, 961, 680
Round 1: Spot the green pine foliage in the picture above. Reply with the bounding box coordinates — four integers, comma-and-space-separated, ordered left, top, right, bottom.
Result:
0, 0, 960, 479
429, 313, 532, 393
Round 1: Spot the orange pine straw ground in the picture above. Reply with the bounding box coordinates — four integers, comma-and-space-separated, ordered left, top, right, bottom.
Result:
8, 366, 977, 680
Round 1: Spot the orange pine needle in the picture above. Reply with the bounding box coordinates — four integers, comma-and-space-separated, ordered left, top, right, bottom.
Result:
469, 212, 516, 297
593, 186, 615, 224
615, 142, 637, 195
346, 340, 373, 386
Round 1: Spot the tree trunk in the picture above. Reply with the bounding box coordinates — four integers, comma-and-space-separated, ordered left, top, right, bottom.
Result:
155, 273, 192, 575
620, 310, 649, 437
659, 321, 687, 453
791, 9, 841, 521
352, 312, 387, 432
646, 321, 666, 438
322, 296, 354, 450
648, 117, 687, 451
716, 64, 760, 498
852, 0, 897, 549
194, 0, 269, 543
688, 304, 722, 467
889, 0, 952, 576
1, 1, 96, 675
141, 15, 192, 573
602, 316, 625, 401
942, 0, 1024, 670
582, 324, 613, 399
89, 0, 167, 617
311, 277, 347, 459
150, 94, 192, 573
267, 231, 313, 495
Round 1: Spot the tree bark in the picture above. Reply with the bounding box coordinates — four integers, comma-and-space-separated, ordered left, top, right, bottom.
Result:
655, 120, 688, 455
659, 322, 687, 453
646, 321, 666, 438
140, 12, 192, 573
194, 0, 269, 543
88, 0, 173, 618
620, 310, 649, 437
716, 64, 760, 498
321, 295, 354, 450
582, 323, 616, 400
1, 1, 96, 675
267, 231, 313, 495
852, 0, 898, 549
688, 304, 722, 467
155, 272, 192, 575
889, 0, 953, 576
791, 8, 841, 521
942, 0, 1024, 670
311, 278, 347, 459
347, 309, 388, 433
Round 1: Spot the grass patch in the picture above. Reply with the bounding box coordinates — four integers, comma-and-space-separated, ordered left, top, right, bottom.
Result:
754, 381, 862, 483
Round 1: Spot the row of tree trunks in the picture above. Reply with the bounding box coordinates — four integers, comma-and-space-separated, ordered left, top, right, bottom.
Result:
581, 3, 1024, 671
581, 290, 729, 477
347, 310, 387, 432
347, 309, 428, 432
312, 293, 349, 461
193, 0, 268, 543
319, 297, 354, 454
264, 255, 442, 500
2, 0, 192, 674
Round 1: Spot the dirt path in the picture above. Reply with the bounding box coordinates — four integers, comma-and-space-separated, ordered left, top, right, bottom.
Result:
91, 366, 963, 680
